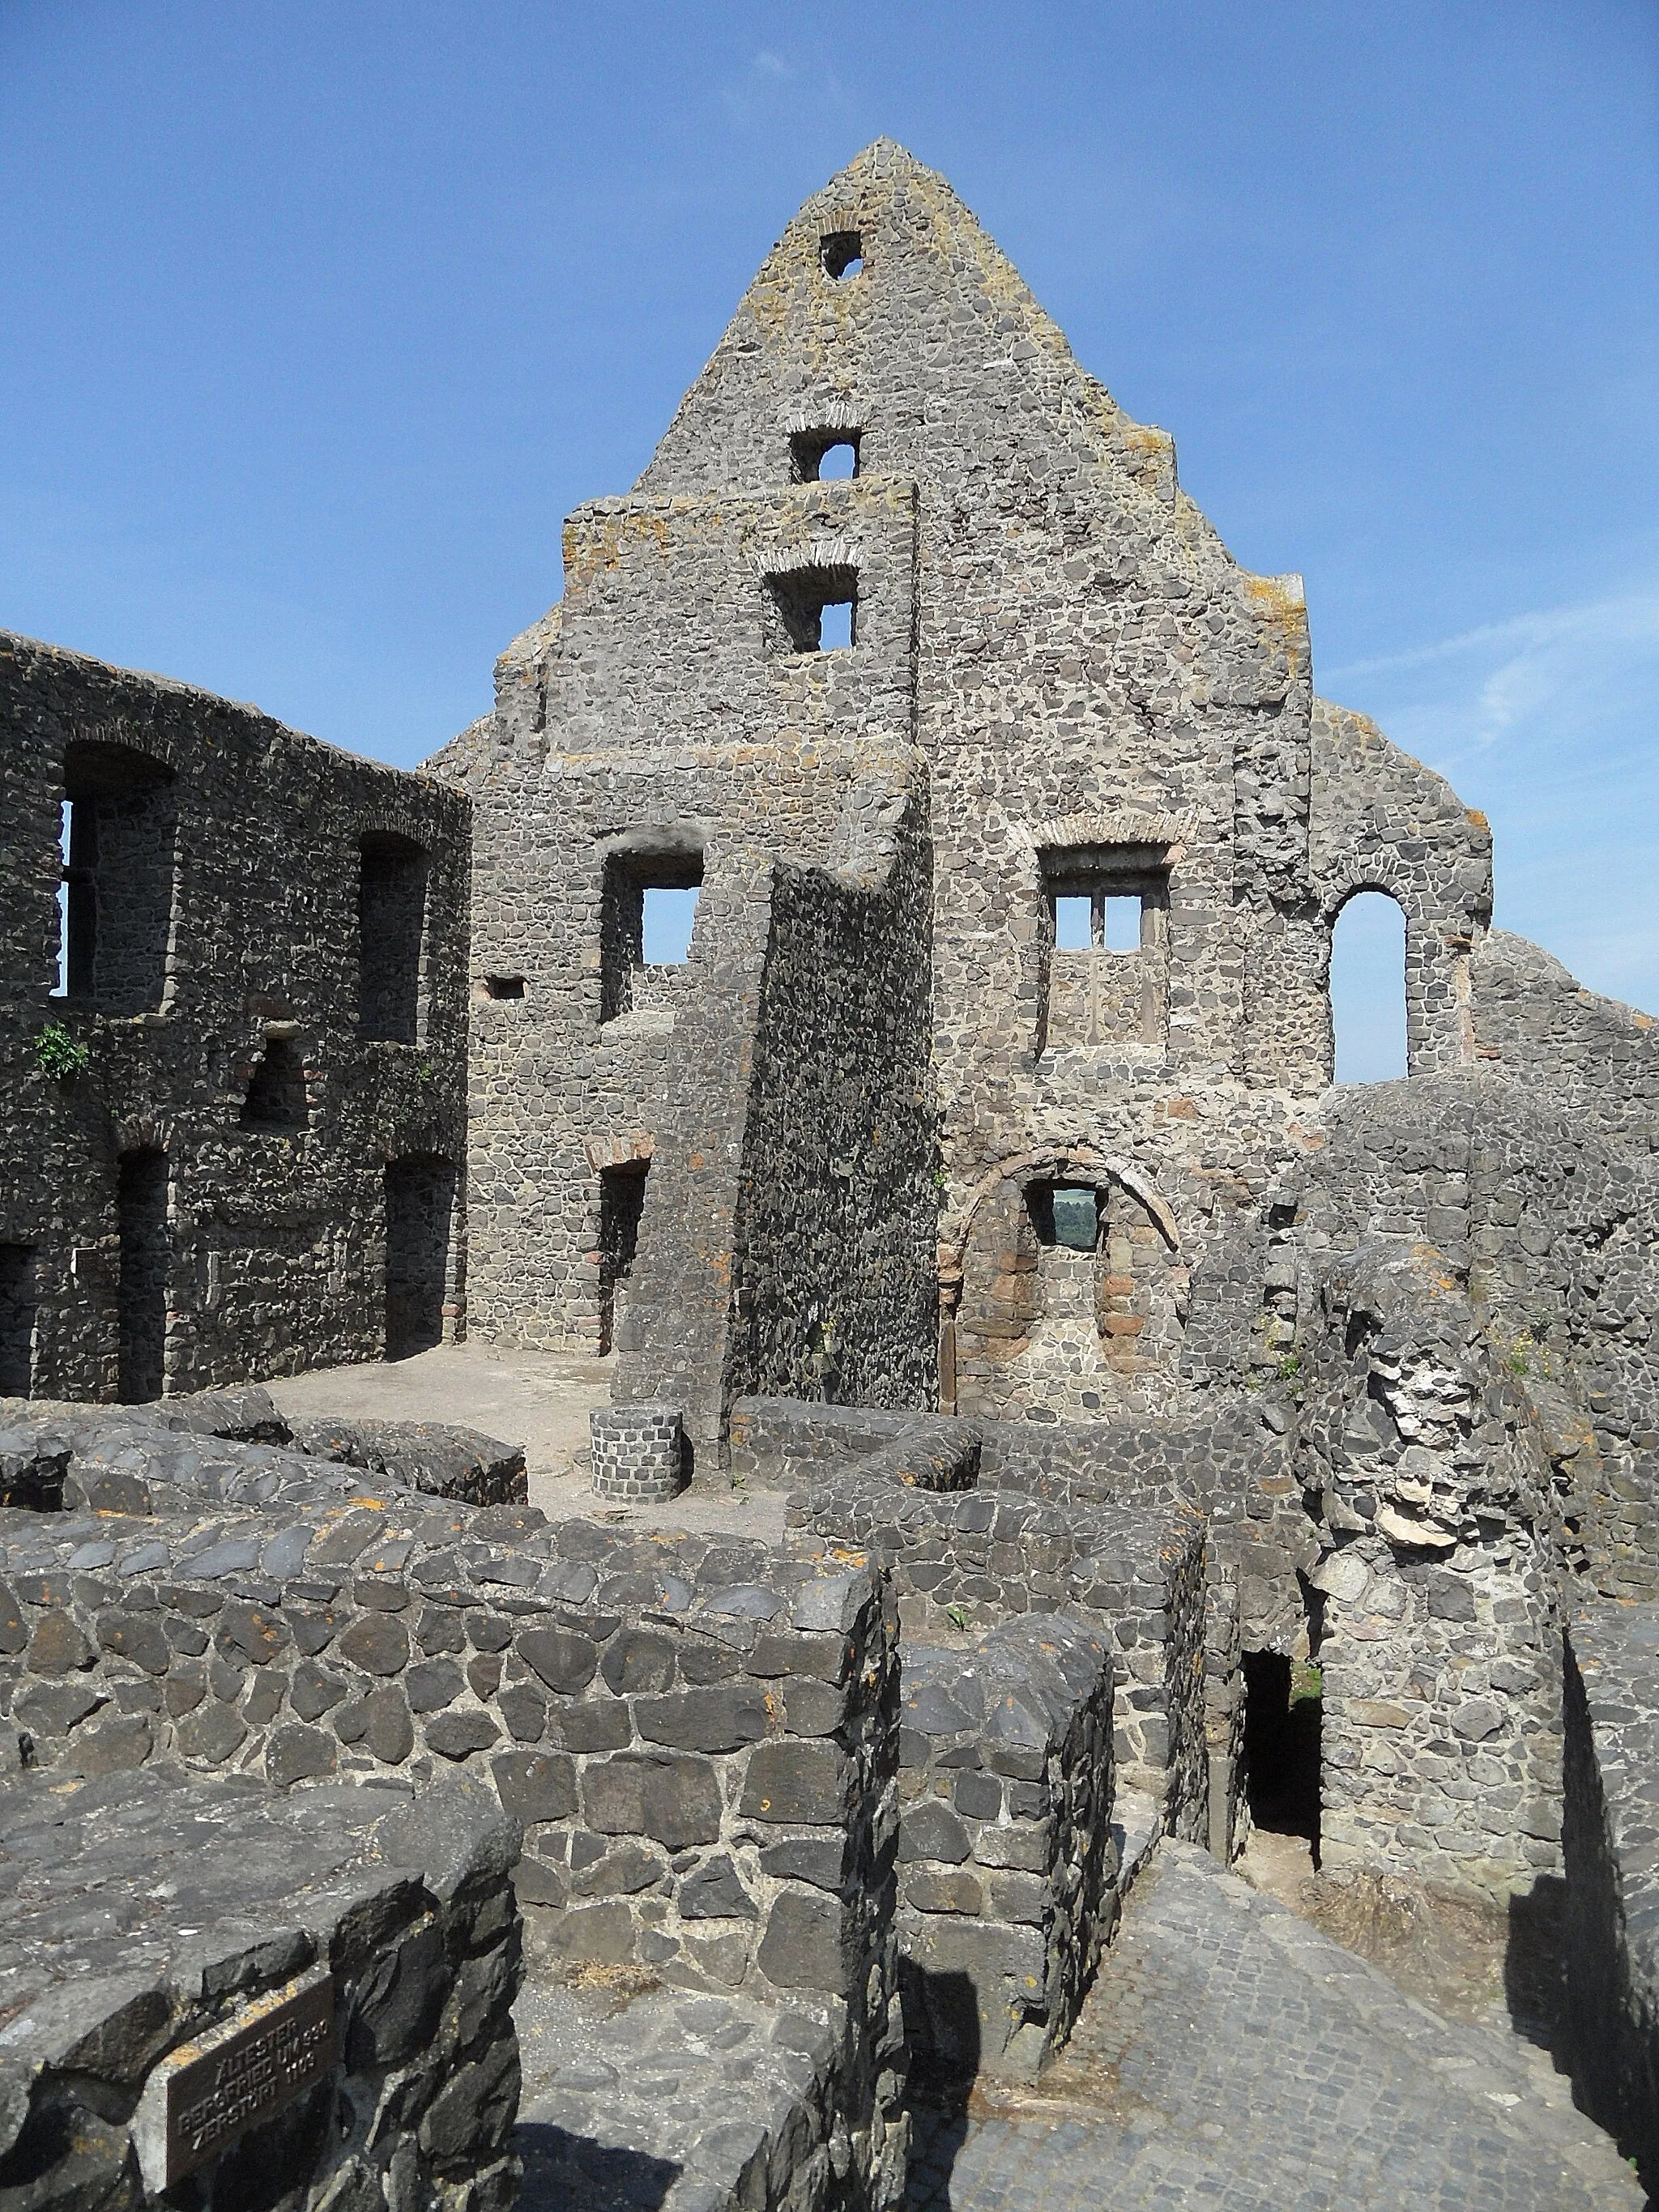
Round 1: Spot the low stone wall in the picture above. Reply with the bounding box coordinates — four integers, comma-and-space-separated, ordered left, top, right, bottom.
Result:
896, 1614, 1115, 2080
0, 1763, 521, 2210
730, 1399, 981, 1492
0, 1464, 907, 2209
1563, 1603, 1659, 2187
784, 1457, 1209, 1835
1, 1391, 527, 1512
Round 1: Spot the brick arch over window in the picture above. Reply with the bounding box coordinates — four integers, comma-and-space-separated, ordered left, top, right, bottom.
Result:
938, 1146, 1179, 1417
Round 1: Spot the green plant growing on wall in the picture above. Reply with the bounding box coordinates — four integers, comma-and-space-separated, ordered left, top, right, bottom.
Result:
34, 1022, 90, 1080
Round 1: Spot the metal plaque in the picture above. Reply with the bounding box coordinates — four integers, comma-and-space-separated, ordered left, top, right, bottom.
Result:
156, 1968, 335, 2185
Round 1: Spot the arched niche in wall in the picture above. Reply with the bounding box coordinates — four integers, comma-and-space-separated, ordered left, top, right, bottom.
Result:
940, 1148, 1183, 1421
1329, 889, 1409, 1084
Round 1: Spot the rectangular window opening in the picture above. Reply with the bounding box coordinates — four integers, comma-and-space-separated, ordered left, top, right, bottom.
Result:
359, 832, 429, 1044
484, 974, 526, 1000
601, 848, 704, 1021
58, 745, 174, 1013
791, 431, 861, 484
766, 565, 859, 655
642, 885, 699, 965
1053, 894, 1093, 952
1027, 1183, 1099, 1252
1102, 895, 1143, 953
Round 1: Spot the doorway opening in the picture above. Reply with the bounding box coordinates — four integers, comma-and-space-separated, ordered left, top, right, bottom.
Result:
1242, 1648, 1322, 1863
117, 1149, 168, 1403
385, 1154, 454, 1359
598, 1164, 647, 1355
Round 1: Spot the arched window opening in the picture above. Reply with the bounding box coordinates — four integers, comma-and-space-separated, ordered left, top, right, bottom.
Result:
1331, 891, 1407, 1082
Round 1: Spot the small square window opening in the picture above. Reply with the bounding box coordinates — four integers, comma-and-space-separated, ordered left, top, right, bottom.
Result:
821, 231, 863, 279
766, 565, 859, 654
791, 432, 860, 484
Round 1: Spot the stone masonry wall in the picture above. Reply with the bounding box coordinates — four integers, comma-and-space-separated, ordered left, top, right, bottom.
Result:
0, 633, 470, 1401
0, 1762, 522, 2212
1562, 1601, 1659, 2189
896, 1614, 1115, 2081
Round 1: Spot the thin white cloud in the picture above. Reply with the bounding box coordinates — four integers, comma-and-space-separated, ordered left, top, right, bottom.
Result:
1323, 585, 1659, 748
1320, 577, 1659, 1016
720, 48, 801, 123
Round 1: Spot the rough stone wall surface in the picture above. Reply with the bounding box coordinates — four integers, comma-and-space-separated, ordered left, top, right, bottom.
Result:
435, 476, 933, 1456
896, 1614, 1115, 2078
0, 633, 470, 1402
1562, 1602, 1659, 2188
0, 1408, 912, 2208
1293, 1243, 1566, 1895
0, 1763, 522, 2212
783, 1449, 1208, 1831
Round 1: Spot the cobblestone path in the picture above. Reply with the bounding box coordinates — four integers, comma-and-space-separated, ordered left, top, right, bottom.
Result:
907, 1842, 1642, 2212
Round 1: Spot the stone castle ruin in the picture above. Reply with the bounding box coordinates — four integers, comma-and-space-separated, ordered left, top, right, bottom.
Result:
2, 142, 1657, 2210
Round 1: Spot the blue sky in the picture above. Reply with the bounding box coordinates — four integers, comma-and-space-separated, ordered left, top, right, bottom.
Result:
3, 3, 1655, 1074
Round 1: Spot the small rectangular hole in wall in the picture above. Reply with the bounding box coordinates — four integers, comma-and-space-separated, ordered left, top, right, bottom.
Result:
766, 565, 859, 654
1054, 894, 1093, 952
790, 431, 861, 484
1028, 1183, 1099, 1252
484, 974, 526, 999
0, 1247, 36, 1396
1102, 896, 1142, 953
642, 886, 699, 965
821, 230, 863, 279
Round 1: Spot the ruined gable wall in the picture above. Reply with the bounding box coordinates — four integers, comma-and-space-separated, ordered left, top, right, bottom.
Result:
0, 633, 469, 1400
444, 475, 928, 1384
627, 144, 1346, 1418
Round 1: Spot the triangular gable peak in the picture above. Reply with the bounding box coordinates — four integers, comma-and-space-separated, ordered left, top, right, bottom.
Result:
634, 139, 1231, 580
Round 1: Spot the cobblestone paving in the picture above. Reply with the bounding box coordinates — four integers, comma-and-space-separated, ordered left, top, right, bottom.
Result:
907, 1842, 1642, 2212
